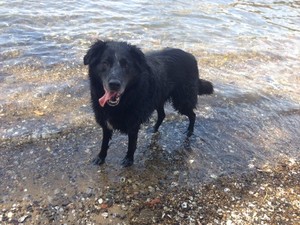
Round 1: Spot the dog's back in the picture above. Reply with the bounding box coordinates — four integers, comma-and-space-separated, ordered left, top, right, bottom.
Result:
147, 48, 199, 83
146, 48, 199, 111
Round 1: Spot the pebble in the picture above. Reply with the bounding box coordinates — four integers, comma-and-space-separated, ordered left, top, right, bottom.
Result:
7, 211, 13, 219
121, 204, 128, 211
171, 182, 178, 187
181, 202, 188, 209
101, 212, 109, 218
178, 212, 185, 218
98, 198, 103, 204
189, 159, 195, 164
224, 188, 230, 192
210, 174, 218, 179
148, 186, 155, 192
86, 187, 94, 196
18, 215, 29, 223
54, 188, 61, 195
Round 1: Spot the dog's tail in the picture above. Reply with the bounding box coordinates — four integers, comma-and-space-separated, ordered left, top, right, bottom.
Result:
198, 79, 214, 95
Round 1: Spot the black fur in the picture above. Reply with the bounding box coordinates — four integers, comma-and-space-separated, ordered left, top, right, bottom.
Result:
84, 40, 213, 167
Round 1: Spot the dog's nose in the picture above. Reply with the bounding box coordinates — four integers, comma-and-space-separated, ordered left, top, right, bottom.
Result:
108, 80, 121, 91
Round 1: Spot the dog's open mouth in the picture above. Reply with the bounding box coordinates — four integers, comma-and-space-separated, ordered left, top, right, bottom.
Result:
99, 90, 122, 107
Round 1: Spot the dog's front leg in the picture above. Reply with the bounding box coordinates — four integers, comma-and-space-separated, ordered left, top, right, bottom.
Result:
93, 127, 112, 165
121, 129, 139, 167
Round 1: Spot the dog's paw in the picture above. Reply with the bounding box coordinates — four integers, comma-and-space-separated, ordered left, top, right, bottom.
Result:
185, 130, 194, 138
92, 156, 105, 166
121, 157, 134, 167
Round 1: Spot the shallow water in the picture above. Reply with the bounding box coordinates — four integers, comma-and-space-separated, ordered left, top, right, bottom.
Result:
0, 0, 300, 223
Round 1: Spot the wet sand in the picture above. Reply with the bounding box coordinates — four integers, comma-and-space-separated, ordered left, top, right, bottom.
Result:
1, 50, 300, 224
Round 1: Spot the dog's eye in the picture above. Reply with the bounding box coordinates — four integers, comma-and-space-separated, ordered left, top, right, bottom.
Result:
101, 61, 109, 70
119, 59, 128, 68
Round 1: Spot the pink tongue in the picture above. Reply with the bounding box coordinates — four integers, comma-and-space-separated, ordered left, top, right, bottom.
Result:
99, 91, 116, 107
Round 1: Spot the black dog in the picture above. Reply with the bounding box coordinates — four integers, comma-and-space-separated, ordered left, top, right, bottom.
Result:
84, 40, 213, 167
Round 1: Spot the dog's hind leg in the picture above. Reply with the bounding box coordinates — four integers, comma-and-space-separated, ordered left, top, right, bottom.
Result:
185, 109, 196, 137
93, 127, 112, 165
174, 104, 196, 137
171, 90, 197, 137
153, 106, 165, 133
121, 128, 139, 167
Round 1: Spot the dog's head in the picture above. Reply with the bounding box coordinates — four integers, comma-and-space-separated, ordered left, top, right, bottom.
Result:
84, 40, 147, 107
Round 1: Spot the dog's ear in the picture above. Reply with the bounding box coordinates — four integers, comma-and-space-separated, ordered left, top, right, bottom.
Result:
129, 45, 149, 71
83, 40, 106, 65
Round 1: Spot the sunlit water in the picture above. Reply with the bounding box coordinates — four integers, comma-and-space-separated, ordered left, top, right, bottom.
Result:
1, 0, 299, 65
0, 0, 300, 202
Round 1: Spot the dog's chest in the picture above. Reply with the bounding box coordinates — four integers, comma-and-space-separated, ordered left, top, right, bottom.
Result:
106, 120, 114, 130
104, 115, 130, 133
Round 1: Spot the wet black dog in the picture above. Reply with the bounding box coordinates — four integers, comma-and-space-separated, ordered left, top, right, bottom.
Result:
84, 40, 213, 167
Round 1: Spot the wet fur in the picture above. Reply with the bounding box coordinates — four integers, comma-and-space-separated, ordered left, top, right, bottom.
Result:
84, 40, 213, 167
